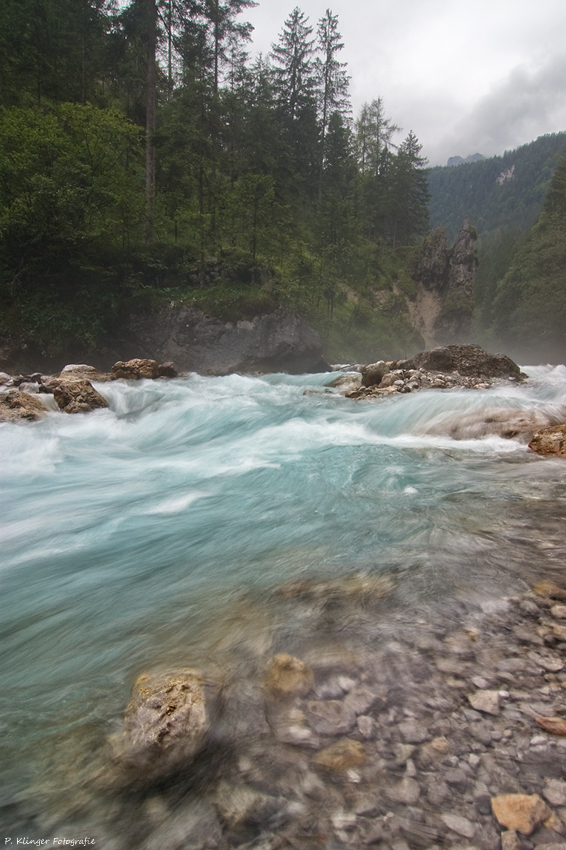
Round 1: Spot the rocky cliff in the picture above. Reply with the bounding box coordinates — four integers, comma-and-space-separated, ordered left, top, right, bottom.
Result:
407, 219, 478, 347
123, 305, 327, 375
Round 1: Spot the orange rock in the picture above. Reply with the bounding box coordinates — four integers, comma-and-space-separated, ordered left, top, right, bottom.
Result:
532, 580, 566, 601
535, 716, 566, 736
263, 653, 314, 696
528, 423, 566, 457
314, 738, 365, 772
491, 793, 551, 835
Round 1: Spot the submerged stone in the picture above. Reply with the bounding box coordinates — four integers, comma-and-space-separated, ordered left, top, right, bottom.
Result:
491, 793, 551, 835
314, 739, 365, 772
111, 668, 209, 784
263, 653, 314, 697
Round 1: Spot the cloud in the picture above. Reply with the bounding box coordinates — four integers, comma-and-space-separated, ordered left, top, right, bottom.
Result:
429, 53, 566, 165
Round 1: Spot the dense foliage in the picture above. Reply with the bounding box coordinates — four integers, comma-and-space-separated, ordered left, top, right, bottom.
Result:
428, 133, 566, 242
0, 0, 429, 361
487, 157, 566, 362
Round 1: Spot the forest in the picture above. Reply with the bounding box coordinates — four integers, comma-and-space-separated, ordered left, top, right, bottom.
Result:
0, 0, 429, 362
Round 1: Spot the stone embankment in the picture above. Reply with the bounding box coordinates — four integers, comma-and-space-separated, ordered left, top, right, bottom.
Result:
105, 579, 566, 850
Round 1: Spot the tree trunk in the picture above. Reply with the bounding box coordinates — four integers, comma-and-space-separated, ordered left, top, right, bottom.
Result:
145, 0, 157, 244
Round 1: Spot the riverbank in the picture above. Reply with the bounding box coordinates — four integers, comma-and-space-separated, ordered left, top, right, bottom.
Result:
104, 575, 566, 850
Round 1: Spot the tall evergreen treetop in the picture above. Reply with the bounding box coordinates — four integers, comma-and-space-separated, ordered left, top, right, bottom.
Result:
270, 7, 316, 120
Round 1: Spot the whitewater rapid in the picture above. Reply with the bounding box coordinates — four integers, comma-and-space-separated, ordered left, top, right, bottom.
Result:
1, 365, 565, 836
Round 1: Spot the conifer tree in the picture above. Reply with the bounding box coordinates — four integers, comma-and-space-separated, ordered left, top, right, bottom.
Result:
315, 9, 350, 197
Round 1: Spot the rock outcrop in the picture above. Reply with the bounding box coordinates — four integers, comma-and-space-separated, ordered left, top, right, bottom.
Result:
409, 220, 478, 346
399, 343, 523, 379
0, 390, 47, 422
125, 306, 327, 375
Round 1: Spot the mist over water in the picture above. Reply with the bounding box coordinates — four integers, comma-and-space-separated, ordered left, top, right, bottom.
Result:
1, 365, 566, 840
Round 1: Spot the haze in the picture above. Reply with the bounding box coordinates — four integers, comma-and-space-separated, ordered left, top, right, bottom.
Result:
247, 0, 566, 165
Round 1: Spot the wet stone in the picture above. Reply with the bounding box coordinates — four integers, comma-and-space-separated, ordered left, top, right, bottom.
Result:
441, 813, 476, 839
385, 777, 421, 805
357, 715, 376, 739
314, 739, 365, 773
500, 830, 521, 850
468, 689, 500, 715
306, 700, 357, 736
398, 719, 429, 744
543, 780, 566, 807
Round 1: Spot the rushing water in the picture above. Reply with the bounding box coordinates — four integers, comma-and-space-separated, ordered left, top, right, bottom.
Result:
1, 365, 566, 842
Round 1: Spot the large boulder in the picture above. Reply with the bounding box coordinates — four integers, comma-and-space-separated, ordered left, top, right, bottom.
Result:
361, 361, 389, 388
53, 380, 109, 414
0, 390, 47, 422
111, 358, 160, 380
125, 306, 327, 375
528, 423, 566, 457
111, 669, 209, 784
59, 364, 114, 382
398, 344, 522, 379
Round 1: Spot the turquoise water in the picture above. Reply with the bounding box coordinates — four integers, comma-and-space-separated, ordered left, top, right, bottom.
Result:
1, 365, 566, 837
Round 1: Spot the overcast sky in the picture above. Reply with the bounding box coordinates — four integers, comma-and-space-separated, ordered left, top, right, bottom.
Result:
245, 0, 566, 166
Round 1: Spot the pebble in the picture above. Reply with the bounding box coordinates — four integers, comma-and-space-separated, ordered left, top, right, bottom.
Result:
385, 777, 421, 805
468, 689, 500, 715
441, 813, 477, 838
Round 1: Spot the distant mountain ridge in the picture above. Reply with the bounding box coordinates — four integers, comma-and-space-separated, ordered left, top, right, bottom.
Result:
428, 132, 566, 241
446, 153, 486, 167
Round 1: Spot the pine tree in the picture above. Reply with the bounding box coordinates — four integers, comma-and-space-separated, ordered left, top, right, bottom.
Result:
315, 10, 349, 198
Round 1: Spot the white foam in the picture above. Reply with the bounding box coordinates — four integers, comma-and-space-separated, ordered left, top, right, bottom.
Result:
144, 492, 208, 514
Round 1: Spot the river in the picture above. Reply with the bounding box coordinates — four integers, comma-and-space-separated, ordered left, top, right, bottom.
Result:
1, 365, 565, 844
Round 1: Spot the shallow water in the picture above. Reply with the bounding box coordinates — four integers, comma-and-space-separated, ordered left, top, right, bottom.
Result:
1, 365, 566, 841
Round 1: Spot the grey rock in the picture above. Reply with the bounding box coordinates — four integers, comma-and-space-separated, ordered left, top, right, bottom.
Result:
468, 689, 500, 715
500, 831, 520, 850
306, 700, 357, 736
361, 361, 389, 388
401, 343, 521, 379
427, 781, 450, 807
357, 715, 376, 740
0, 390, 47, 422
444, 767, 470, 792
398, 719, 429, 744
543, 780, 566, 807
111, 668, 209, 784
344, 687, 383, 716
385, 777, 421, 805
441, 813, 476, 839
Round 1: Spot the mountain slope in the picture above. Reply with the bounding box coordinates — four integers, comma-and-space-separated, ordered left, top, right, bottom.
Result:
428, 133, 566, 242
490, 156, 566, 363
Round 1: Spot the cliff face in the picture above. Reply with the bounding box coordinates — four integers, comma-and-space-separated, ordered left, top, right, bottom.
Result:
0, 307, 327, 376
408, 220, 478, 347
123, 305, 327, 375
